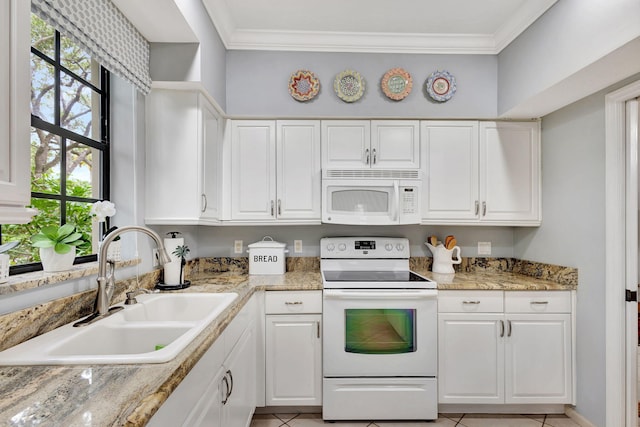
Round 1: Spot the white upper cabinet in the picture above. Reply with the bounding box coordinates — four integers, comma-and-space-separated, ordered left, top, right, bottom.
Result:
226, 120, 321, 223
0, 0, 36, 224
480, 122, 540, 224
145, 89, 222, 225
322, 120, 419, 170
422, 120, 541, 226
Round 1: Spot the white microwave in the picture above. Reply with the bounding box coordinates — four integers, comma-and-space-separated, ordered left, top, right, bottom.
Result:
322, 170, 422, 225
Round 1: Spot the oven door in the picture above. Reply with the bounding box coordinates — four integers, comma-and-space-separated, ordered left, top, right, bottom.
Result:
323, 288, 437, 377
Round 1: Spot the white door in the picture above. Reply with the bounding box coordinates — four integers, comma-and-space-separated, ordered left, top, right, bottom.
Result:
421, 121, 479, 221
266, 314, 322, 406
222, 326, 256, 427
186, 367, 225, 427
200, 96, 221, 221
321, 120, 371, 169
480, 121, 540, 223
371, 121, 420, 169
505, 314, 572, 404
438, 313, 504, 404
230, 121, 276, 221
276, 121, 321, 220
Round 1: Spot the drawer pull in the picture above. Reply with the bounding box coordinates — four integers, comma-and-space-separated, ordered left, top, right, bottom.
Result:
462, 300, 481, 305
531, 301, 549, 305
285, 301, 303, 305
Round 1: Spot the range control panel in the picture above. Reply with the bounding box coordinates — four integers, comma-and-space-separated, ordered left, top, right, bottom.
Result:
320, 237, 410, 259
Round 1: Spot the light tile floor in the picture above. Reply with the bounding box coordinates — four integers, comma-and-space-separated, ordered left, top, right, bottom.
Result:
251, 413, 583, 427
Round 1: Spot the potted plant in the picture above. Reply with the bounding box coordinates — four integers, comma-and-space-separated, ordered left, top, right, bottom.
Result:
91, 200, 120, 260
31, 224, 90, 272
173, 244, 191, 284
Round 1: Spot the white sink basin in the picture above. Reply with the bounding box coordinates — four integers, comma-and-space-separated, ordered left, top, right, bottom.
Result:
0, 292, 238, 365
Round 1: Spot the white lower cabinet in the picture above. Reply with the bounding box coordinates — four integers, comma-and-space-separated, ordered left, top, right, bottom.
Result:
265, 291, 322, 406
438, 290, 573, 405
148, 295, 256, 427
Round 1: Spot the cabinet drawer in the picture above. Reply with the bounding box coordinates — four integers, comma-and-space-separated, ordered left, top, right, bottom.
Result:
505, 291, 571, 313
265, 290, 322, 314
438, 290, 503, 313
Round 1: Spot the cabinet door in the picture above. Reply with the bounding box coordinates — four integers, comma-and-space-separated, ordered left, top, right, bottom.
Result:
222, 325, 256, 427
421, 121, 479, 221
438, 313, 504, 404
321, 120, 370, 169
145, 90, 202, 224
186, 366, 225, 427
230, 121, 276, 221
0, 0, 34, 224
276, 121, 321, 220
505, 314, 572, 404
480, 122, 540, 224
200, 96, 221, 222
371, 121, 420, 169
266, 314, 322, 406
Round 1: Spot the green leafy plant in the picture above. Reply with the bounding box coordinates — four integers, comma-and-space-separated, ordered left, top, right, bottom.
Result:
30, 224, 91, 255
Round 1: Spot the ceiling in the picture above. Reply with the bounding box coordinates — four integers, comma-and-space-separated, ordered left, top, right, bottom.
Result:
115, 0, 558, 54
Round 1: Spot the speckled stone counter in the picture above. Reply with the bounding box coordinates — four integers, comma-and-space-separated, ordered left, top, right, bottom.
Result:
0, 271, 321, 427
0, 260, 573, 427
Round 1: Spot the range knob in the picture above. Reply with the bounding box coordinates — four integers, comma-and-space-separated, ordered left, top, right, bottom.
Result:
338, 243, 347, 251
326, 243, 335, 251
396, 243, 405, 251
385, 243, 393, 251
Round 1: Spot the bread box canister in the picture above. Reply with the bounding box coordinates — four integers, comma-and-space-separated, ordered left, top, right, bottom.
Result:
247, 236, 288, 275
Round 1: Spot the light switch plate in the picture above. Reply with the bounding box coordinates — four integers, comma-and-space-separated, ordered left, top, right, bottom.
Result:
294, 240, 303, 253
234, 240, 243, 254
478, 241, 492, 256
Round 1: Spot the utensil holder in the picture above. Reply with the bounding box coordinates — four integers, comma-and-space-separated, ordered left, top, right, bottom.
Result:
425, 242, 461, 274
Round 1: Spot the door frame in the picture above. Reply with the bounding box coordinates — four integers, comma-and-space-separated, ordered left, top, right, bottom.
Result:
605, 79, 640, 427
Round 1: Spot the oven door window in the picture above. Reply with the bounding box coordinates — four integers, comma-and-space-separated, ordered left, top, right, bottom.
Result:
344, 309, 416, 354
330, 189, 389, 213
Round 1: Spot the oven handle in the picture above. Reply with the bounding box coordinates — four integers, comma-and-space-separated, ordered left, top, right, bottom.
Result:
323, 289, 437, 299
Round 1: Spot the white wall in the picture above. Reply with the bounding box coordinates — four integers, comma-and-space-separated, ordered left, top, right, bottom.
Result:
498, 0, 640, 117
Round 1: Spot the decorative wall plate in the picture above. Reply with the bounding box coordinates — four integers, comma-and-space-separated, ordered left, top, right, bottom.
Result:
288, 69, 320, 102
425, 70, 457, 102
334, 70, 365, 103
381, 68, 412, 101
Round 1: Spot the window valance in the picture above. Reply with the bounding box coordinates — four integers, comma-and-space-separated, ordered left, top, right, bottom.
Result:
32, 0, 152, 94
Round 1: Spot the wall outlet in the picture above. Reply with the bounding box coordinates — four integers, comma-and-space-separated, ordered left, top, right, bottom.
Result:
294, 240, 303, 253
478, 241, 492, 256
152, 249, 160, 267
234, 240, 243, 254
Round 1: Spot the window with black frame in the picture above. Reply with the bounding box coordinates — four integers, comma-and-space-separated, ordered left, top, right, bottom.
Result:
0, 14, 110, 274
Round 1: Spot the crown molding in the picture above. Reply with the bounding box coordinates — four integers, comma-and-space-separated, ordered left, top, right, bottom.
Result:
203, 0, 557, 55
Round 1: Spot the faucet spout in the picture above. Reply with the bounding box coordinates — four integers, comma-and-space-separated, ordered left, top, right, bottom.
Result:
94, 225, 171, 316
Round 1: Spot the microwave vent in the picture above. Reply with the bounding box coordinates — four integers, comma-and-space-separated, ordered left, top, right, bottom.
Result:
324, 169, 420, 179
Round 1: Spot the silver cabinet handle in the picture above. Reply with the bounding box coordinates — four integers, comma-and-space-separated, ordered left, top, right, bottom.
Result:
201, 194, 207, 213
475, 200, 479, 215
227, 369, 234, 400
270, 200, 275, 216
277, 199, 281, 215
317, 321, 320, 339
531, 301, 549, 305
482, 201, 487, 216
500, 320, 505, 337
285, 301, 303, 305
365, 148, 370, 165
507, 320, 512, 337
462, 300, 481, 305
372, 148, 377, 164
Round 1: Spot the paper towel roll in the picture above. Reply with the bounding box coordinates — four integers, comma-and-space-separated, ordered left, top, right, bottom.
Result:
163, 237, 184, 285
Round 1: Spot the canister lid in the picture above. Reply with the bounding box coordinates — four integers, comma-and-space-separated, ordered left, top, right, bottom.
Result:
247, 236, 287, 249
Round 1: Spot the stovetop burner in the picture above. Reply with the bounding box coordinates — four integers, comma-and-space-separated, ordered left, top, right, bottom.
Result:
322, 270, 431, 283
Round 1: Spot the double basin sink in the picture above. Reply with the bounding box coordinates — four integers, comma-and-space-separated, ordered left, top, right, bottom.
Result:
0, 292, 238, 365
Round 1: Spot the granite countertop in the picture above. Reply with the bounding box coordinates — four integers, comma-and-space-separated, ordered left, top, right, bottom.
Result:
0, 269, 571, 427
